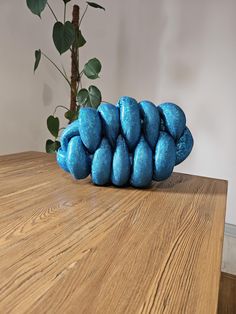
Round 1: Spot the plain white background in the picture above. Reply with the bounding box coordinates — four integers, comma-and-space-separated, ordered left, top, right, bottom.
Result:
0, 0, 235, 224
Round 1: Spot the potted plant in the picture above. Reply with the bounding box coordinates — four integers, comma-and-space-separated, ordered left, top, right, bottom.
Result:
26, 1, 194, 188
26, 0, 105, 153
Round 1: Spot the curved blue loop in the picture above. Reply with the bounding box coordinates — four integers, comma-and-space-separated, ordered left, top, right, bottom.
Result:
57, 97, 193, 188
111, 135, 131, 186
175, 127, 194, 165
153, 132, 176, 181
140, 100, 160, 151
78, 108, 102, 153
158, 103, 186, 141
118, 96, 141, 152
98, 103, 120, 147
130, 136, 153, 188
67, 136, 90, 179
60, 120, 80, 151
57, 147, 69, 172
91, 138, 112, 185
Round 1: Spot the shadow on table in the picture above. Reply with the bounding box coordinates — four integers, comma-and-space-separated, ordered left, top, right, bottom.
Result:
78, 172, 227, 196
149, 172, 227, 195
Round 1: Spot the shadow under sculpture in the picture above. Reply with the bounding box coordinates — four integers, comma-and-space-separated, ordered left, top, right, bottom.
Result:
57, 96, 194, 188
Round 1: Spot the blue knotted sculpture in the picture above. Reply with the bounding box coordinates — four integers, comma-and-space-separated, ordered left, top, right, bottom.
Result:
57, 96, 194, 188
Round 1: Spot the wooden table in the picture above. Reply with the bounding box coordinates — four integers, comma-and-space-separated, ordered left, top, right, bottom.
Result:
0, 152, 227, 314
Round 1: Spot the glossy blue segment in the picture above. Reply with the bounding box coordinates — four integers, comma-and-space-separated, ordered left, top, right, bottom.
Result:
130, 136, 153, 188
140, 100, 160, 151
118, 96, 141, 152
91, 138, 112, 185
78, 108, 102, 153
60, 120, 80, 151
158, 103, 186, 141
67, 136, 90, 179
57, 147, 69, 172
175, 127, 194, 165
153, 132, 176, 181
97, 103, 120, 147
111, 135, 131, 186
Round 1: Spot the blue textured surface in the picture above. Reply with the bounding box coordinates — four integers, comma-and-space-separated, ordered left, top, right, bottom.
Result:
57, 97, 194, 188
140, 100, 160, 151
159, 103, 186, 140
98, 103, 120, 147
118, 96, 141, 152
111, 135, 131, 186
60, 120, 80, 151
56, 147, 69, 172
130, 136, 153, 187
153, 132, 176, 181
175, 127, 194, 165
66, 136, 90, 179
91, 138, 112, 185
78, 108, 102, 153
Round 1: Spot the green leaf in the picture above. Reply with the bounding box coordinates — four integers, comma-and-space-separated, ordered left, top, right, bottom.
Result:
26, 0, 47, 17
46, 139, 60, 153
76, 30, 86, 48
77, 89, 89, 106
83, 58, 102, 79
53, 21, 75, 55
47, 115, 59, 137
34, 49, 41, 72
88, 85, 102, 108
87, 2, 105, 10
77, 86, 101, 108
64, 110, 78, 122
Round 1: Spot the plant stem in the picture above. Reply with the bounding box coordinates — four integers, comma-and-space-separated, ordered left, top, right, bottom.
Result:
79, 4, 88, 27
41, 52, 71, 87
53, 105, 69, 116
46, 3, 58, 22
61, 65, 69, 81
70, 5, 80, 112
64, 3, 66, 23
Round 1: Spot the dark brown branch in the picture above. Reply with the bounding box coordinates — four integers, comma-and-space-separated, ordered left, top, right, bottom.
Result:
70, 5, 79, 112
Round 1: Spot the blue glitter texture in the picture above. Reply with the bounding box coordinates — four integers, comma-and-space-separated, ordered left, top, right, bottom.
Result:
57, 96, 194, 188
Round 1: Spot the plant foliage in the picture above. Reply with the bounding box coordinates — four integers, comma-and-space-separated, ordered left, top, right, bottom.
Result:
53, 21, 75, 55
26, 0, 47, 17
26, 0, 106, 152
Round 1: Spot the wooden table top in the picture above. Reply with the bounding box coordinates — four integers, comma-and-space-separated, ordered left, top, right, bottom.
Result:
0, 152, 227, 314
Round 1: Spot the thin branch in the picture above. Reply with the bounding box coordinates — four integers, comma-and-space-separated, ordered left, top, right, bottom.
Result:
79, 4, 88, 27
41, 52, 71, 87
64, 3, 66, 23
61, 64, 69, 81
53, 105, 69, 116
47, 2, 58, 22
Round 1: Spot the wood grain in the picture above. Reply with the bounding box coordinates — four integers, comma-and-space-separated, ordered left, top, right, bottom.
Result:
218, 272, 236, 314
0, 152, 227, 313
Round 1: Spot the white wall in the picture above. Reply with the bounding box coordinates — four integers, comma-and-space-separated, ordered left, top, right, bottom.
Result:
0, 0, 235, 224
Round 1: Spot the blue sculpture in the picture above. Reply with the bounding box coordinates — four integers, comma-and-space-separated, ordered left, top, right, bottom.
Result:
57, 96, 194, 188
